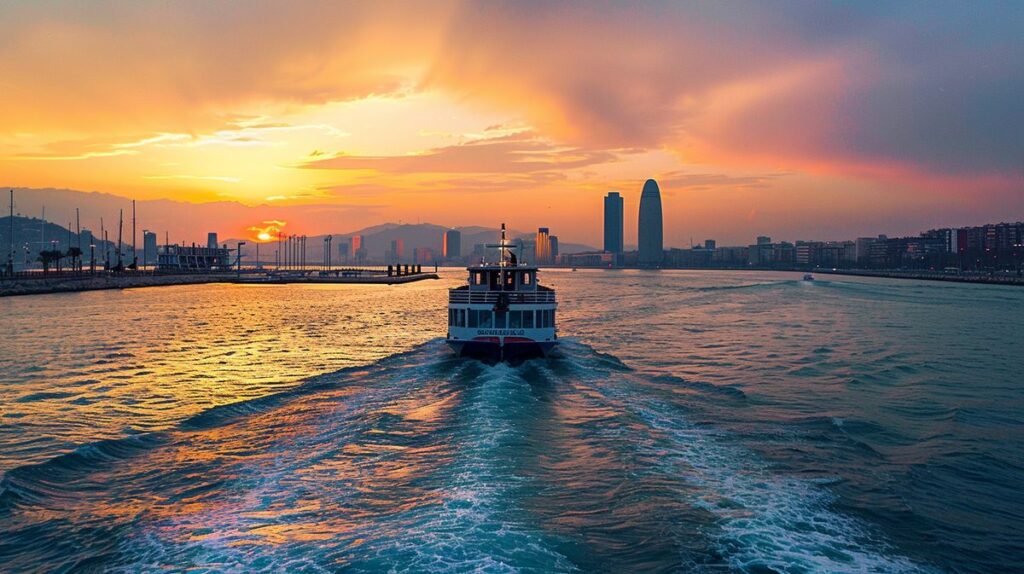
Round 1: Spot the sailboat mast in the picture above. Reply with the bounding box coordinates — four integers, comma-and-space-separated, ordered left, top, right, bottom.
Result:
132, 200, 137, 268
117, 209, 123, 268
8, 190, 13, 273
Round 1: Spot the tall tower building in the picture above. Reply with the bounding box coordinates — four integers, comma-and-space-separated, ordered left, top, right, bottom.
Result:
351, 234, 366, 263
143, 230, 157, 265
535, 227, 552, 264
389, 238, 404, 263
604, 191, 624, 254
207, 232, 219, 250
637, 179, 663, 266
443, 229, 462, 258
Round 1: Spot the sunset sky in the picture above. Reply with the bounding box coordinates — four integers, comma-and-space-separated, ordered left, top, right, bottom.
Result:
1, 1, 1021, 246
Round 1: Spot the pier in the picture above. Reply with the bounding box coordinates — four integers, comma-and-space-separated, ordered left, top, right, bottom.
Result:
0, 267, 439, 297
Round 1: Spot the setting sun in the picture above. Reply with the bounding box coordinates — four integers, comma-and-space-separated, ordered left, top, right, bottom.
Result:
257, 232, 272, 241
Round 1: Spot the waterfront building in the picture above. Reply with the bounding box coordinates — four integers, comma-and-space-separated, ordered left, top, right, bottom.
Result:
338, 241, 350, 264
604, 192, 624, 254
561, 251, 615, 267
855, 237, 879, 264
207, 232, 219, 250
748, 240, 795, 267
535, 227, 552, 264
413, 247, 434, 264
472, 243, 486, 260
665, 247, 712, 268
443, 229, 462, 259
796, 240, 857, 268
390, 238, 404, 263
351, 235, 366, 264
550, 236, 559, 260
157, 243, 231, 271
143, 230, 157, 265
704, 239, 716, 250
638, 179, 663, 266
712, 246, 749, 267
78, 229, 95, 250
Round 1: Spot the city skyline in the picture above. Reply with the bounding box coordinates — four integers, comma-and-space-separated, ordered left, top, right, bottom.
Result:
1, 3, 1022, 247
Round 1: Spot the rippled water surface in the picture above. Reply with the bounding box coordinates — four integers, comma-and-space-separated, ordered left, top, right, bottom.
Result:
1, 270, 1022, 573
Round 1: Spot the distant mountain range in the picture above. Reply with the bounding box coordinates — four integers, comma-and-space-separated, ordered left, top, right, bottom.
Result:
1, 215, 118, 256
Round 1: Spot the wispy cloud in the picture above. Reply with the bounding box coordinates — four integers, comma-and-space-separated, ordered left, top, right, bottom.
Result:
302, 131, 617, 174
143, 175, 241, 183
16, 149, 139, 161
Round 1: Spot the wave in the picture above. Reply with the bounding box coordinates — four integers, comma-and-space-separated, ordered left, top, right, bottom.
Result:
550, 342, 939, 573
0, 342, 454, 510
1, 339, 940, 573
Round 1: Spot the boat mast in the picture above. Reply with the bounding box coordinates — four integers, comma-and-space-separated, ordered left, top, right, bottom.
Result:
500, 223, 507, 266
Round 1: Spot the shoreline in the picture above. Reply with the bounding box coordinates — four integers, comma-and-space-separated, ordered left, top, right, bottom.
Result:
545, 265, 1024, 286
811, 268, 1024, 286
0, 272, 440, 297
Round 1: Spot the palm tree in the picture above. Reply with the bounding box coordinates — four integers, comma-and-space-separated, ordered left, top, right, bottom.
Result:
67, 246, 83, 272
37, 249, 61, 274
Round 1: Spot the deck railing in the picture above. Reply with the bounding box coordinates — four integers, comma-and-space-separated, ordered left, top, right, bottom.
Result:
448, 290, 556, 304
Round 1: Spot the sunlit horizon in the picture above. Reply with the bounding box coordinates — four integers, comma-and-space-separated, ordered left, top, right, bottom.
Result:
1, 2, 1021, 246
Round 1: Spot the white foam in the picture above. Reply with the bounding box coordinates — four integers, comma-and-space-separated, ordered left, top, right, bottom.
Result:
109, 357, 573, 573
558, 356, 941, 574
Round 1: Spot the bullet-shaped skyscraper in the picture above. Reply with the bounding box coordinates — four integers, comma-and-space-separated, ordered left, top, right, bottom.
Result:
604, 192, 624, 254
638, 179, 663, 266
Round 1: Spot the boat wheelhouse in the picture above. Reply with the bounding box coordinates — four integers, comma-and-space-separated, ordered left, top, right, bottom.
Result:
446, 224, 557, 362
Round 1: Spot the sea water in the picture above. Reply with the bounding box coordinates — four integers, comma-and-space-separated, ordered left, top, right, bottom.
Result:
1, 270, 1021, 572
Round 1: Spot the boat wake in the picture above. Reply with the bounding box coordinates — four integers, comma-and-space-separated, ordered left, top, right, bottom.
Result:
0, 340, 938, 573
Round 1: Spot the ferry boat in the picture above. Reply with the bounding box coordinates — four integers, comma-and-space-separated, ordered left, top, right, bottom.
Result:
446, 224, 558, 362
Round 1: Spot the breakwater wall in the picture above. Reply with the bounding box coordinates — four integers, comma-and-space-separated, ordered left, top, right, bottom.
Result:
1, 271, 440, 297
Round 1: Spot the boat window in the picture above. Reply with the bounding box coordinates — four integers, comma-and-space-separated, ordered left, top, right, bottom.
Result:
504, 271, 516, 291
448, 309, 454, 326
523, 310, 534, 328
457, 309, 465, 327
509, 310, 522, 329
479, 311, 493, 328
495, 312, 507, 329
522, 272, 533, 286
489, 271, 500, 290
538, 309, 553, 328
468, 309, 479, 328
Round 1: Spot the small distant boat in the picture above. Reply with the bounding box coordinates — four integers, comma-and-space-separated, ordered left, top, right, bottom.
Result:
446, 223, 558, 362
803, 273, 815, 281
